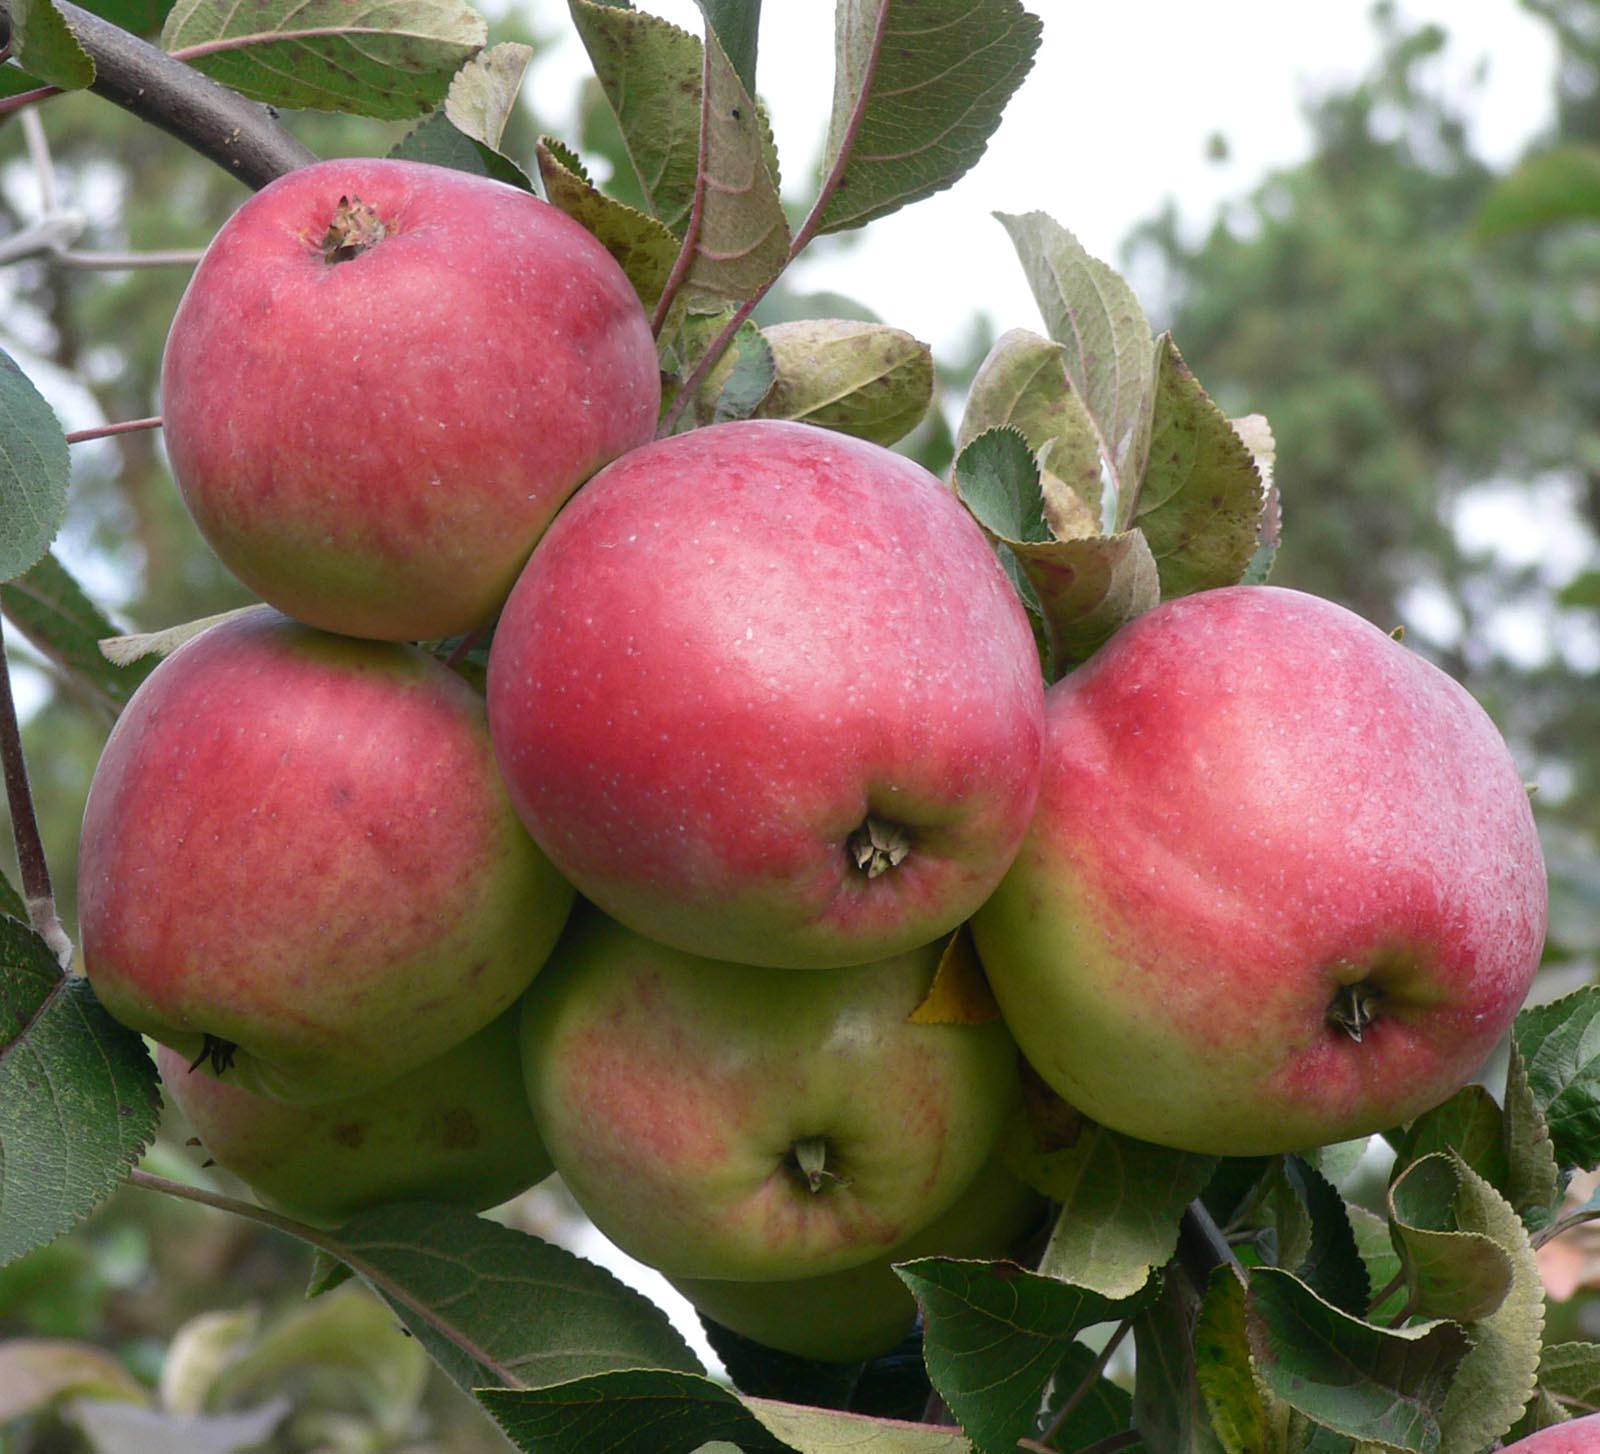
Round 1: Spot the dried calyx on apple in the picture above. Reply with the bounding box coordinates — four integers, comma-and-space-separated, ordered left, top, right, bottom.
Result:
318, 194, 389, 263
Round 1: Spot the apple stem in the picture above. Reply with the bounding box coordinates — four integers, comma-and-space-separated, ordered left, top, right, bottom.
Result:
1327, 980, 1382, 1042
847, 817, 911, 879
789, 1136, 832, 1193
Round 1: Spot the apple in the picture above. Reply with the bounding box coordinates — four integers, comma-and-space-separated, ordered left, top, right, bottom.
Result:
80, 607, 575, 1102
519, 907, 1020, 1281
160, 157, 660, 642
1499, 1413, 1600, 1451
157, 1004, 552, 1226
970, 585, 1548, 1156
487, 418, 1045, 970
671, 1160, 1044, 1362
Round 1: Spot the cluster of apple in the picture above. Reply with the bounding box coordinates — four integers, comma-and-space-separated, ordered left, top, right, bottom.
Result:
76, 156, 1550, 1363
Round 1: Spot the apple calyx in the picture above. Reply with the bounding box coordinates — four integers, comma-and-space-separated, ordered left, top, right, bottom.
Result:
187, 1032, 239, 1076
319, 196, 390, 264
1326, 980, 1384, 1043
786, 1136, 846, 1194
847, 817, 912, 879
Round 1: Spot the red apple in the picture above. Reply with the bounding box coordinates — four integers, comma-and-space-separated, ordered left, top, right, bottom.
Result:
970, 585, 1548, 1156
1499, 1413, 1600, 1451
519, 907, 1020, 1281
160, 157, 660, 641
487, 419, 1045, 969
157, 1004, 552, 1226
80, 607, 575, 1102
671, 1161, 1044, 1362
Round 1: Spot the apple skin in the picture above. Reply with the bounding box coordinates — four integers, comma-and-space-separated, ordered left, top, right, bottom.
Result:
487, 418, 1045, 970
671, 1161, 1044, 1363
970, 585, 1548, 1157
157, 1004, 552, 1227
160, 157, 660, 641
1500, 1413, 1600, 1451
519, 906, 1020, 1281
80, 607, 575, 1102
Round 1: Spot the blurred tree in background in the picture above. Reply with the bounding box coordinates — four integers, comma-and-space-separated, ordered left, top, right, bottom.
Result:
3, 0, 1600, 1445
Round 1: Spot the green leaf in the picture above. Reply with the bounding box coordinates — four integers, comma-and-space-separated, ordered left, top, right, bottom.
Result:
1275, 1156, 1369, 1318
757, 321, 933, 447
1558, 570, 1600, 610
1477, 145, 1600, 238
696, 1317, 863, 1410
0, 867, 26, 923
898, 1258, 1142, 1454
1038, 1338, 1141, 1450
1387, 1153, 1513, 1324
71, 0, 174, 35
815, 0, 1041, 235
0, 922, 161, 1267
1433, 1155, 1545, 1454
0, 1339, 149, 1422
443, 40, 532, 149
1132, 1271, 1226, 1454
535, 137, 679, 310
1127, 336, 1266, 598
1346, 1205, 1407, 1324
953, 430, 1160, 674
1513, 985, 1600, 1172
695, 0, 757, 95
1195, 1269, 1283, 1454
569, 0, 703, 233
1246, 1267, 1471, 1454
995, 212, 1157, 499
161, 0, 487, 119
0, 552, 156, 711
0, 350, 70, 585
9, 0, 95, 89
955, 328, 1103, 531
1537, 1341, 1600, 1418
1233, 414, 1280, 585
1008, 1114, 1216, 1300
677, 17, 790, 310
1392, 1085, 1510, 1198
1504, 1035, 1563, 1230
480, 1371, 973, 1454
389, 110, 533, 190
659, 311, 775, 431
98, 607, 256, 668
314, 1203, 701, 1394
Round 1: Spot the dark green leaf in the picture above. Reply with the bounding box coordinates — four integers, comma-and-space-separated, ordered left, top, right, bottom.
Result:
1513, 985, 1600, 1173
1038, 1337, 1142, 1451
1132, 1271, 1225, 1454
1018, 1119, 1215, 1300
815, 0, 1041, 235
317, 1204, 702, 1394
1126, 336, 1265, 598
0, 349, 70, 585
535, 137, 679, 310
70, 0, 174, 35
697, 1315, 862, 1409
1558, 570, 1600, 610
0, 922, 161, 1267
758, 321, 933, 447
1393, 1084, 1510, 1197
161, 0, 486, 119
1477, 145, 1600, 238
0, 868, 25, 924
1388, 1153, 1513, 1323
8, 0, 94, 89
0, 551, 156, 711
898, 1258, 1142, 1454
1538, 1341, 1600, 1417
1504, 1035, 1563, 1230
569, 0, 703, 233
1246, 1267, 1470, 1453
695, 0, 757, 96
954, 427, 1051, 544
388, 110, 533, 189
1277, 1156, 1369, 1317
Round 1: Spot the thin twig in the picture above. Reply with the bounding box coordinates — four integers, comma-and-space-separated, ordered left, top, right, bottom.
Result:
57, 247, 204, 268
0, 615, 74, 968
0, 84, 61, 120
1036, 1318, 1133, 1448
65, 415, 162, 444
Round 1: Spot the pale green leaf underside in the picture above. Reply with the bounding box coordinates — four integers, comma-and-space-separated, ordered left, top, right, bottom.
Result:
0, 351, 70, 585
162, 0, 486, 119
10, 0, 96, 89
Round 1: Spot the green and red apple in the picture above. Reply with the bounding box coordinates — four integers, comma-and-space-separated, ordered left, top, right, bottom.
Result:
519, 907, 1020, 1281
1499, 1413, 1600, 1451
80, 607, 574, 1102
161, 157, 660, 641
158, 1005, 552, 1226
487, 419, 1045, 970
971, 585, 1548, 1156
